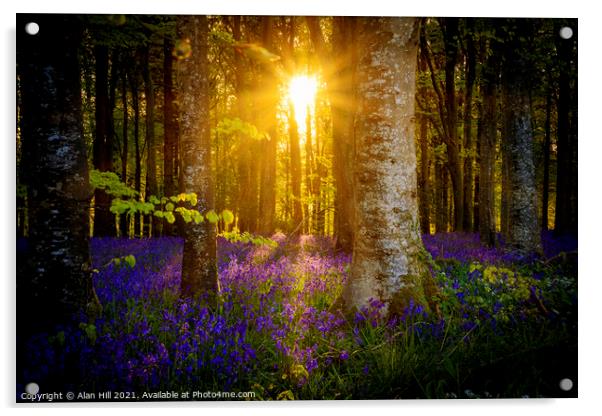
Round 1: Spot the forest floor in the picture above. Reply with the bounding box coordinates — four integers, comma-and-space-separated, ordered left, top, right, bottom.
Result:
18, 232, 577, 400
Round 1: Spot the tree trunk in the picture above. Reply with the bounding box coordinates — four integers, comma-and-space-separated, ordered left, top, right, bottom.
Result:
304, 108, 314, 234
232, 17, 254, 233
131, 70, 142, 238
417, 52, 430, 235
143, 45, 158, 237
331, 17, 356, 251
479, 39, 498, 248
120, 58, 130, 237
257, 17, 278, 235
345, 17, 433, 315
18, 14, 100, 334
92, 45, 115, 236
163, 36, 177, 235
286, 18, 304, 233
306, 16, 354, 240
435, 155, 447, 233
441, 18, 464, 231
554, 23, 578, 236
462, 21, 476, 231
501, 21, 543, 255
541, 82, 552, 231
177, 15, 218, 296
314, 114, 326, 236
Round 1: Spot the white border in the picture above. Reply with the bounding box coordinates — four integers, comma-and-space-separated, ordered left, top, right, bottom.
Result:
2, 1, 599, 416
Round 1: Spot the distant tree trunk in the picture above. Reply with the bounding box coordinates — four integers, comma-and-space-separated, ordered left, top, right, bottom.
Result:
473, 153, 480, 229
163, 36, 177, 235
462, 21, 476, 231
315, 117, 326, 236
435, 157, 447, 233
286, 18, 303, 233
345, 17, 433, 314
93, 45, 115, 236
304, 109, 314, 234
18, 14, 100, 334
305, 16, 357, 247
500, 111, 510, 237
541, 82, 552, 231
288, 105, 303, 230
331, 17, 356, 251
440, 18, 464, 231
143, 45, 158, 237
177, 15, 218, 296
130, 68, 142, 238
417, 53, 430, 235
554, 23, 578, 236
479, 39, 499, 248
232, 17, 255, 233
257, 17, 278, 235
501, 21, 542, 255
119, 60, 130, 237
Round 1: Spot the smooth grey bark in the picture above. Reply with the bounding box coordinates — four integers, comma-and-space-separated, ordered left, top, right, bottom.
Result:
345, 17, 432, 315
501, 20, 543, 255
18, 14, 101, 332
177, 15, 218, 296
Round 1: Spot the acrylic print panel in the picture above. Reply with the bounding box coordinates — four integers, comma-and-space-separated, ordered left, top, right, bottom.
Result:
16, 14, 577, 402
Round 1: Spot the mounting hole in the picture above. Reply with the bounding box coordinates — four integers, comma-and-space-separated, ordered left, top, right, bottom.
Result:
559, 26, 573, 40
25, 22, 40, 35
559, 378, 573, 391
25, 382, 40, 395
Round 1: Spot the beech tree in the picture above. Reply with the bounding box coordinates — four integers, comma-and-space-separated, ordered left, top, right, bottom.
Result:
501, 20, 543, 255
177, 15, 218, 296
18, 14, 101, 332
345, 17, 432, 314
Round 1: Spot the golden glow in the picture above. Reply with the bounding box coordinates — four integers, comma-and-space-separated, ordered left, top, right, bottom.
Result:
288, 75, 318, 129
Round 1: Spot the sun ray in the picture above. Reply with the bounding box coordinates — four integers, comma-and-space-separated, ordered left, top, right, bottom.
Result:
288, 75, 318, 131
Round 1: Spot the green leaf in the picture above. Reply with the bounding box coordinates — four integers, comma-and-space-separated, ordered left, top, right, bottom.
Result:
141, 202, 155, 215
192, 211, 203, 224
89, 169, 138, 198
79, 323, 97, 345
154, 211, 164, 218
206, 210, 219, 224
165, 211, 176, 224
165, 202, 175, 212
221, 209, 234, 225
124, 254, 136, 268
